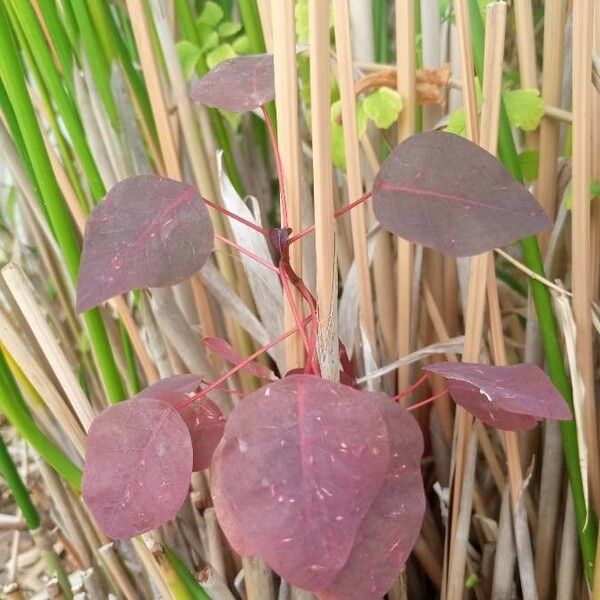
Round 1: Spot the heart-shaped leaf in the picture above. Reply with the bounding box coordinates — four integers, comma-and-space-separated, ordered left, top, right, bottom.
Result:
76, 175, 214, 313
318, 394, 425, 600
190, 54, 275, 112
82, 397, 193, 539
135, 375, 226, 471
424, 362, 571, 431
211, 374, 391, 591
372, 131, 551, 256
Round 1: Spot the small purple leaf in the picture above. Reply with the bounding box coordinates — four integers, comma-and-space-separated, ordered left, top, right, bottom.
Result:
135, 375, 226, 471
82, 397, 193, 539
319, 394, 425, 600
211, 374, 391, 591
76, 175, 214, 313
424, 362, 571, 431
372, 131, 551, 256
190, 54, 275, 112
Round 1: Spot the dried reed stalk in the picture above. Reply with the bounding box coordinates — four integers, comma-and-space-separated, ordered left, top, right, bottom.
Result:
395, 0, 416, 390
332, 0, 378, 360
535, 0, 568, 245
271, 0, 304, 370
445, 4, 506, 598
309, 0, 338, 380
571, 0, 600, 512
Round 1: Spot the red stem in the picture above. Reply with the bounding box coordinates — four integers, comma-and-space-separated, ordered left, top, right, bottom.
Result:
393, 372, 429, 401
406, 389, 449, 412
214, 233, 278, 272
279, 265, 312, 355
262, 105, 289, 229
203, 198, 269, 235
287, 190, 373, 245
176, 318, 310, 410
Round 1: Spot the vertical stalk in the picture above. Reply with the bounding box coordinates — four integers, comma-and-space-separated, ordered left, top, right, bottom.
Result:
395, 0, 416, 391
0, 3, 125, 403
467, 0, 598, 582
571, 0, 600, 513
332, 0, 378, 360
309, 0, 338, 380
271, 0, 304, 369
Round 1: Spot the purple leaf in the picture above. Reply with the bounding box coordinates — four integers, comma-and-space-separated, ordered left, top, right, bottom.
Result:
318, 394, 425, 600
135, 375, 226, 471
424, 362, 571, 431
372, 131, 551, 256
190, 54, 275, 112
82, 397, 193, 539
211, 375, 391, 591
204, 337, 275, 380
76, 175, 214, 313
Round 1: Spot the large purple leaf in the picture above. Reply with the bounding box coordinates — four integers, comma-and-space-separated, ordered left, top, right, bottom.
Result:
211, 375, 391, 591
372, 131, 551, 256
318, 394, 425, 600
135, 375, 226, 471
425, 362, 571, 431
76, 175, 214, 313
190, 54, 275, 112
82, 397, 193, 539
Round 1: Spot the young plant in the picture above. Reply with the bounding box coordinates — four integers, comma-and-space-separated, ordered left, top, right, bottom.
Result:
79, 54, 570, 600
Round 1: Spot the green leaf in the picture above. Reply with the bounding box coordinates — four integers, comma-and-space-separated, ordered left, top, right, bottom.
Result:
197, 22, 219, 51
445, 108, 467, 137
218, 20, 242, 38
198, 1, 223, 27
563, 180, 600, 210
232, 34, 250, 54
517, 149, 539, 181
175, 40, 202, 80
295, 0, 309, 43
206, 43, 237, 70
503, 88, 545, 132
330, 100, 368, 169
363, 87, 403, 129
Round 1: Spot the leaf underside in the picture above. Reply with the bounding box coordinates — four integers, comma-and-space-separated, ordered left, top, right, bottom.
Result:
212, 374, 425, 599
76, 175, 214, 313
190, 53, 275, 112
135, 375, 226, 471
82, 397, 193, 539
425, 362, 571, 431
372, 131, 551, 257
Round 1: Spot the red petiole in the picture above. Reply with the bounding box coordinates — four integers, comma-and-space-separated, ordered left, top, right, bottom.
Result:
406, 388, 449, 412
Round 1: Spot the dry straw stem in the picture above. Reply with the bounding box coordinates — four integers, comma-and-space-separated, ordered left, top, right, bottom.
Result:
395, 0, 415, 391
535, 0, 568, 243
98, 543, 139, 600
572, 0, 600, 513
309, 0, 338, 381
445, 4, 506, 598
2, 263, 95, 431
271, 0, 304, 369
0, 308, 86, 457
513, 0, 538, 140
332, 0, 378, 360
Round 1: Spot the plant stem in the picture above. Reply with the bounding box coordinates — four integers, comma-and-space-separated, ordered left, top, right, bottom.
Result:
373, 0, 390, 63
0, 431, 40, 529
0, 4, 125, 404
0, 350, 82, 492
8, 0, 105, 201
468, 0, 597, 581
165, 547, 212, 600
238, 0, 266, 54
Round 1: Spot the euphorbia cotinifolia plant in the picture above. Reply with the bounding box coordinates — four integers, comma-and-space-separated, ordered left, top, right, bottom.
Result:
78, 54, 569, 600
